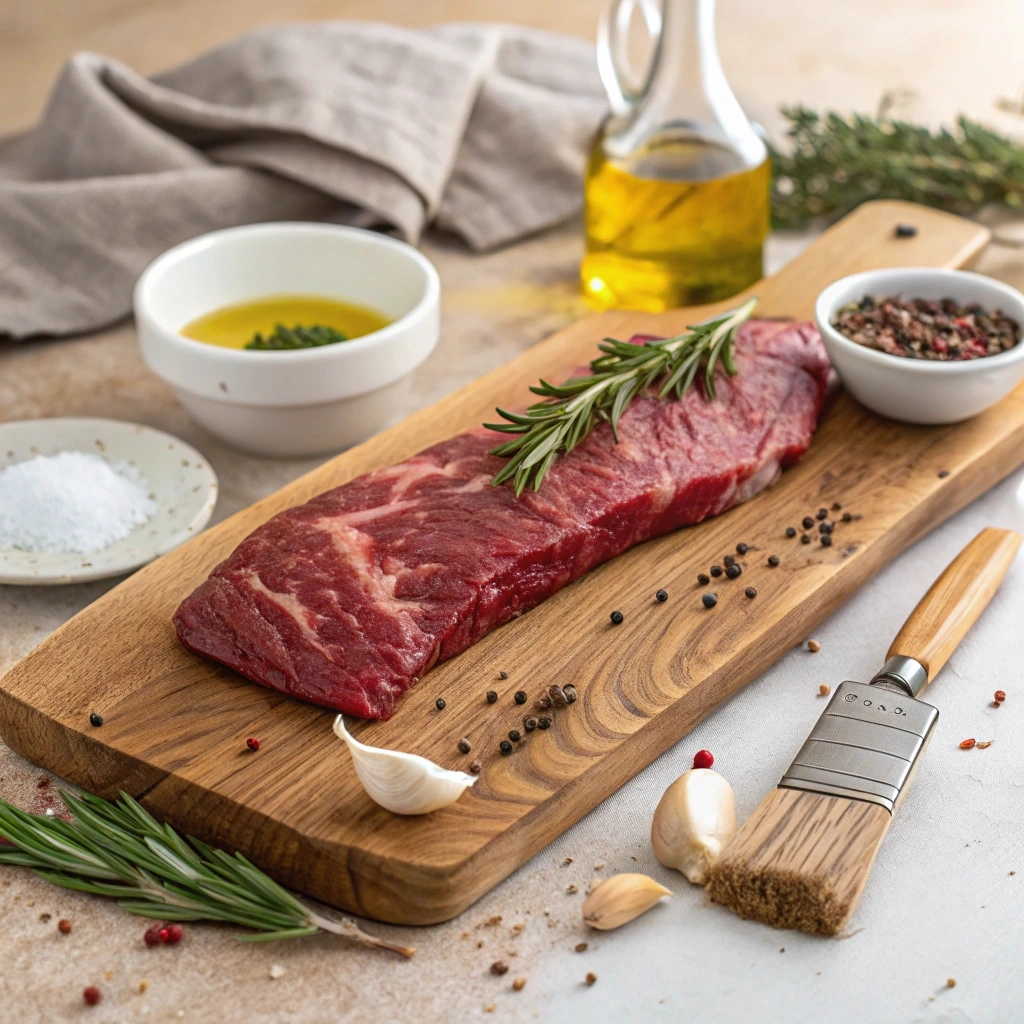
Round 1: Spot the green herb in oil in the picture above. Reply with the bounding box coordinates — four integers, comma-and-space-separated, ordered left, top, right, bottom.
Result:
246, 324, 349, 351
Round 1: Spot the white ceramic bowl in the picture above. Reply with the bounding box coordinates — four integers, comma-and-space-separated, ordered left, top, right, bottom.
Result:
815, 268, 1024, 424
135, 223, 440, 457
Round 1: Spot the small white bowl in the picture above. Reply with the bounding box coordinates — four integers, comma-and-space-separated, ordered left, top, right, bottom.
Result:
135, 223, 440, 457
815, 268, 1024, 424
0, 418, 217, 585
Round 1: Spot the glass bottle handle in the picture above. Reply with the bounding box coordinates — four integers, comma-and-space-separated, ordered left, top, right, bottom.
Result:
596, 0, 663, 116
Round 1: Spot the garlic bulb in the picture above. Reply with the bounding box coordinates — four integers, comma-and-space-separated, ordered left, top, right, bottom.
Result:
333, 715, 477, 815
582, 873, 672, 930
651, 768, 736, 884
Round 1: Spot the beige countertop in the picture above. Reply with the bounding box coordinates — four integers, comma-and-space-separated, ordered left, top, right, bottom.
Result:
2, 2, 1024, 1022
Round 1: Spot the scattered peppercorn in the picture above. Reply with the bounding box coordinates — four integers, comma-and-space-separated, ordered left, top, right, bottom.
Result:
702, 593, 718, 609
697, 573, 710, 585
710, 565, 723, 577
723, 554, 736, 567
785, 527, 797, 538
499, 740, 513, 755
585, 972, 598, 986
946, 977, 956, 989
514, 690, 527, 705
977, 740, 994, 749
523, 717, 538, 732
816, 508, 828, 520
508, 729, 522, 742
83, 986, 102, 1007
693, 749, 714, 769
842, 511, 852, 522
469, 759, 482, 774
894, 223, 918, 238
819, 521, 833, 534
512, 977, 527, 991
938, 469, 951, 478
807, 639, 821, 652
819, 684, 831, 696
575, 942, 588, 952
246, 737, 260, 752
995, 689, 1006, 703
563, 684, 578, 704
549, 685, 567, 706
655, 589, 668, 602
144, 923, 162, 946
58, 919, 72, 935
89, 712, 103, 727
736, 542, 749, 555
768, 555, 779, 567
499, 670, 508, 680
535, 694, 552, 711
610, 610, 624, 625
490, 961, 509, 976
458, 738, 472, 754
801, 533, 811, 544
959, 738, 976, 750
831, 502, 842, 511
820, 534, 833, 547
538, 716, 552, 730
802, 517, 814, 530
433, 697, 446, 711
160, 924, 183, 945
744, 587, 757, 599
726, 564, 741, 579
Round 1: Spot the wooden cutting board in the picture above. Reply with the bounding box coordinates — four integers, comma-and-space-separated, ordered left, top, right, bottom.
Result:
3, 201, 1021, 927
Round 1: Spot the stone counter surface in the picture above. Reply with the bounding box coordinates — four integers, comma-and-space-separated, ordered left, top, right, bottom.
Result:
3, 2, 1024, 1021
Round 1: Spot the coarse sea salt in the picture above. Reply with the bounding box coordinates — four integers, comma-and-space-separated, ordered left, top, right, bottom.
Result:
0, 451, 157, 555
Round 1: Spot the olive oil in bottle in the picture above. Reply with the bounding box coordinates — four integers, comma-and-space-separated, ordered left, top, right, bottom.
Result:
586, 0, 769, 310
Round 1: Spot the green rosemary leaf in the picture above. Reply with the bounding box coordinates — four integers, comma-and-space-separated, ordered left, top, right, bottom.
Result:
245, 323, 349, 351
487, 297, 757, 494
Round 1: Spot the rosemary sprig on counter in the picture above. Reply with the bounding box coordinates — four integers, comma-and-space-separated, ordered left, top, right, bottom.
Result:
0, 790, 413, 956
246, 323, 348, 350
486, 296, 757, 496
770, 104, 1024, 229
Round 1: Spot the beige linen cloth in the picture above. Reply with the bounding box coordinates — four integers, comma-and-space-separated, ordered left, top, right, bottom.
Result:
0, 22, 606, 339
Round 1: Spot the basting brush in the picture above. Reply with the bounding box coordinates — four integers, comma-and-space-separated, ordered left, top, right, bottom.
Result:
707, 527, 1021, 936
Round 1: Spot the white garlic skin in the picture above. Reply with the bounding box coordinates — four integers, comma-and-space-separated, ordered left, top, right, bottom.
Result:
333, 715, 477, 815
651, 768, 736, 884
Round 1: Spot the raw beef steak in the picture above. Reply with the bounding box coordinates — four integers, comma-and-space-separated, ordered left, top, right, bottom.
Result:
174, 320, 831, 719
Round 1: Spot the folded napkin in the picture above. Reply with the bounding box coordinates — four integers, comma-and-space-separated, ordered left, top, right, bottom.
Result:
0, 22, 605, 339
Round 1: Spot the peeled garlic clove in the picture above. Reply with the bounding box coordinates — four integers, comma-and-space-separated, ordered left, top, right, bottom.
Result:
333, 715, 477, 815
651, 768, 736, 885
581, 873, 672, 930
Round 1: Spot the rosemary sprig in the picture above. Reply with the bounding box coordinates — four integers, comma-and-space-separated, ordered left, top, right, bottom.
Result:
486, 297, 757, 496
0, 790, 414, 956
770, 102, 1024, 229
246, 323, 348, 350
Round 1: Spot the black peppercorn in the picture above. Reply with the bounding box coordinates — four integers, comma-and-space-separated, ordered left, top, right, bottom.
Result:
89, 712, 103, 727
710, 565, 723, 578
786, 527, 797, 538
469, 760, 482, 774
820, 534, 833, 547
534, 694, 552, 711
538, 716, 552, 729
508, 729, 522, 742
524, 716, 538, 732
458, 738, 471, 754
802, 517, 814, 530
549, 685, 567, 706
816, 508, 828, 520
801, 533, 811, 544
697, 573, 710, 585
894, 223, 918, 238
842, 511, 852, 523
563, 684, 578, 704
938, 470, 950, 479
736, 542, 748, 555
723, 554, 736, 567
819, 521, 833, 534
768, 555, 780, 567
610, 610, 624, 625
486, 690, 498, 704
499, 670, 508, 680
831, 502, 842, 512
702, 593, 718, 609
725, 564, 741, 579
499, 740, 513, 755
656, 589, 668, 602
514, 690, 527, 705
435, 697, 446, 710
745, 587, 757, 599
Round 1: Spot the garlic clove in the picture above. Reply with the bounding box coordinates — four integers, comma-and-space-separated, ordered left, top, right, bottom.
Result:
333, 715, 477, 815
651, 768, 736, 885
581, 873, 672, 930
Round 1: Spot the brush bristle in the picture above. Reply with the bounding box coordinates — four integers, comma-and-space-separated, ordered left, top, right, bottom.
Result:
707, 788, 892, 936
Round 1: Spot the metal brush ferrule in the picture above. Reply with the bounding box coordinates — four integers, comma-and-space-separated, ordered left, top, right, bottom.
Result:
778, 681, 938, 813
869, 655, 928, 698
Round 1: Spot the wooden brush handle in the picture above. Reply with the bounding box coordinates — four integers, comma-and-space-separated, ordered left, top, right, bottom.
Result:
887, 528, 1021, 682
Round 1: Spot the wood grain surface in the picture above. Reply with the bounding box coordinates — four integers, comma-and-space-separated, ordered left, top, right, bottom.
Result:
887, 527, 1022, 681
2, 200, 1021, 926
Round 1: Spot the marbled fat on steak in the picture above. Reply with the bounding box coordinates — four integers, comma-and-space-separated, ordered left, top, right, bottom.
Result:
174, 320, 831, 719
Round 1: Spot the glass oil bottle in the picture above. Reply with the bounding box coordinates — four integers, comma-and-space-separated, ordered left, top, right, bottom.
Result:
583, 0, 770, 310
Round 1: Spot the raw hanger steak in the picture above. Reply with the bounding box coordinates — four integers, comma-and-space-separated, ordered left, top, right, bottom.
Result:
174, 320, 831, 719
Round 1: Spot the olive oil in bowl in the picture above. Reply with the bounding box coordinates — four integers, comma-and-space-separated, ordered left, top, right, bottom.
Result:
181, 295, 391, 350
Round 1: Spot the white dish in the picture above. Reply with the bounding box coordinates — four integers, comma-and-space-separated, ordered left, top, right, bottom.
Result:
0, 419, 217, 585
134, 222, 441, 458
814, 267, 1024, 425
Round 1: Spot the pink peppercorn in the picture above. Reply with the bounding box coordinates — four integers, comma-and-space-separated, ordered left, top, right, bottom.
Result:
246, 737, 260, 752
693, 750, 714, 770
144, 923, 163, 947
160, 924, 183, 945
83, 986, 102, 1006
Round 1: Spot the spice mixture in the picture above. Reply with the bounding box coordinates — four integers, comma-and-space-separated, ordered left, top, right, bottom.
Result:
832, 296, 1020, 360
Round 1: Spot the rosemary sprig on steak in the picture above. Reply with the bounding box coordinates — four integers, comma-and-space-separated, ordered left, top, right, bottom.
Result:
246, 323, 348, 350
0, 790, 413, 955
486, 296, 757, 496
